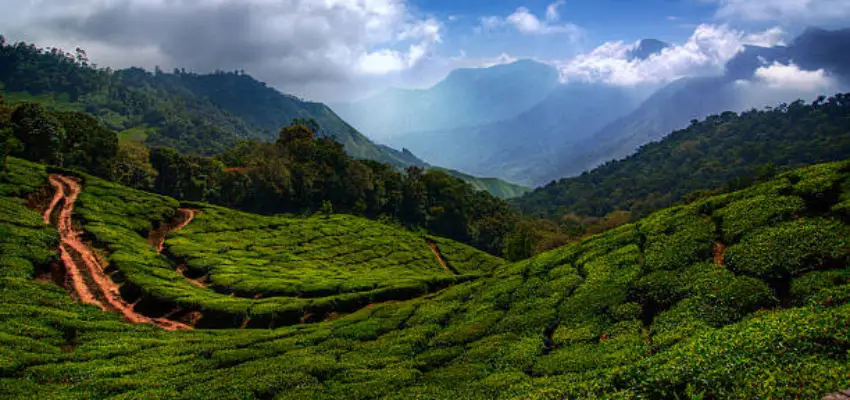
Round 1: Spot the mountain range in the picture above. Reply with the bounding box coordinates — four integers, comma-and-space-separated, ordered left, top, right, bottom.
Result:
333, 59, 561, 139
335, 28, 850, 187
0, 42, 532, 199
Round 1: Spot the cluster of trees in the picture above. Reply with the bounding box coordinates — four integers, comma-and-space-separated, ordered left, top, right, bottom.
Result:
514, 93, 850, 221
0, 96, 521, 256
0, 97, 117, 174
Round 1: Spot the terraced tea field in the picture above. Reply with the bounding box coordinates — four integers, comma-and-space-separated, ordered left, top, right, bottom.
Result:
21, 162, 504, 330
2, 157, 850, 399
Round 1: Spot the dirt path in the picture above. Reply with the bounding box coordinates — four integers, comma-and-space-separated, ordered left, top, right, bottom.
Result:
46, 175, 192, 331
150, 208, 196, 254
426, 239, 459, 275
713, 240, 727, 266
149, 208, 208, 288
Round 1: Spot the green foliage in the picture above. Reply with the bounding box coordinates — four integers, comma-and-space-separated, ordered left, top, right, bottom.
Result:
55, 110, 118, 176
10, 102, 64, 165
515, 94, 850, 221
639, 206, 716, 271
0, 39, 423, 168
1, 146, 850, 398
503, 220, 537, 261
715, 194, 805, 242
726, 218, 850, 279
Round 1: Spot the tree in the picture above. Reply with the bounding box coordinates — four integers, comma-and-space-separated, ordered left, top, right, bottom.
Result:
0, 94, 20, 171
503, 220, 538, 262
10, 103, 64, 165
0, 127, 22, 171
56, 111, 118, 176
320, 200, 334, 217
111, 141, 158, 190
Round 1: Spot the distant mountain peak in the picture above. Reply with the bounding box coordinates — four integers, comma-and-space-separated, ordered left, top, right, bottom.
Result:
628, 39, 669, 61
443, 58, 555, 81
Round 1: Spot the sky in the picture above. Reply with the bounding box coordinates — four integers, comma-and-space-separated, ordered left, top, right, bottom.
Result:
0, 0, 849, 102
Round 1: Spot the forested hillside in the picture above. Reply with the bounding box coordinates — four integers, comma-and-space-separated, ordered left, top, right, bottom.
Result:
2, 155, 849, 398
514, 93, 850, 220
0, 95, 524, 256
0, 37, 424, 167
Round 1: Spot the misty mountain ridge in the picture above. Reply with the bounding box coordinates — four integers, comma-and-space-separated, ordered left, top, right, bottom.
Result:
333, 59, 560, 139
345, 28, 848, 187
339, 38, 669, 185
528, 28, 850, 185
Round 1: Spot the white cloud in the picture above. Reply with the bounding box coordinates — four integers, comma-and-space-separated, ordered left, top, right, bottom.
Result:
743, 27, 786, 47
714, 0, 850, 23
732, 62, 845, 112
752, 62, 835, 91
0, 0, 442, 100
556, 24, 785, 86
479, 1, 582, 37
546, 0, 566, 21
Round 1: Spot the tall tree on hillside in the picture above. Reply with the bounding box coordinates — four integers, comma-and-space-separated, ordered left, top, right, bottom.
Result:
401, 166, 428, 227
0, 94, 21, 171
111, 141, 158, 190
56, 111, 119, 176
10, 103, 64, 165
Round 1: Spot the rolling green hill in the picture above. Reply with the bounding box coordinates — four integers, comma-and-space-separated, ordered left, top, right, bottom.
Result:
513, 93, 850, 220
0, 39, 425, 169
2, 155, 849, 398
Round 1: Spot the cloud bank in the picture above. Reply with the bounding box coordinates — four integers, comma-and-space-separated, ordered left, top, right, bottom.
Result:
555, 25, 786, 86
0, 0, 442, 99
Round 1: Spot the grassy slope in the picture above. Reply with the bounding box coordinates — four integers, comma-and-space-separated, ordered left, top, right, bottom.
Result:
1, 157, 849, 399
433, 168, 530, 199
61, 168, 502, 329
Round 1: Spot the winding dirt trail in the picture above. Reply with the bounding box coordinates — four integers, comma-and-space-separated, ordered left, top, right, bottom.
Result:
150, 209, 196, 254
149, 210, 210, 290
46, 175, 192, 331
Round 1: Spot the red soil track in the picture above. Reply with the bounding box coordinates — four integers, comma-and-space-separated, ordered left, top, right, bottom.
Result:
150, 208, 196, 254
46, 175, 192, 331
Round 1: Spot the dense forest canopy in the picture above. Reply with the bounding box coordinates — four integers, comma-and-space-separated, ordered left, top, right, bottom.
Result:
514, 93, 850, 221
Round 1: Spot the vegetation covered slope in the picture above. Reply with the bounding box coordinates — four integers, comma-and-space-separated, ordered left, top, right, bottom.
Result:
0, 37, 424, 168
7, 158, 501, 330
433, 168, 530, 199
0, 38, 530, 198
2, 155, 850, 398
0, 97, 523, 257
514, 93, 850, 220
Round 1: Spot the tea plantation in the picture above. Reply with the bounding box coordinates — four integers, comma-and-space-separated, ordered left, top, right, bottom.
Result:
2, 156, 850, 399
